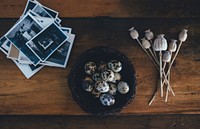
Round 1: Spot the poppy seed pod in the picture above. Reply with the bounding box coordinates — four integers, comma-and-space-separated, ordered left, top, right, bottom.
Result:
179, 29, 188, 42
129, 27, 139, 39
141, 38, 151, 49
168, 39, 177, 52
153, 34, 168, 51
145, 29, 154, 40
162, 51, 172, 62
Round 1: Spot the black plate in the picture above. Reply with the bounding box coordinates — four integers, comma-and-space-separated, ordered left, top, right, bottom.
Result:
68, 46, 136, 115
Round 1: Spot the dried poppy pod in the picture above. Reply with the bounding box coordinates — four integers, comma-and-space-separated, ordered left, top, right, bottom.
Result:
145, 29, 154, 40
153, 34, 168, 97
166, 39, 177, 101
141, 38, 151, 49
145, 29, 158, 61
163, 51, 172, 63
153, 34, 168, 51
168, 39, 177, 52
141, 38, 159, 65
163, 51, 173, 102
129, 27, 139, 39
164, 29, 189, 99
129, 27, 159, 69
179, 29, 188, 42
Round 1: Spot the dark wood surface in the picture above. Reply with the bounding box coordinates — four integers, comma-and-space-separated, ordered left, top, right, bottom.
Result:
0, 0, 200, 18
0, 115, 199, 129
0, 0, 200, 128
0, 18, 200, 115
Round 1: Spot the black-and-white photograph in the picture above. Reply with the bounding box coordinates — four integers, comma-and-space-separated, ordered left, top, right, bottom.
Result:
33, 16, 55, 28
22, 0, 37, 16
46, 41, 71, 66
0, 36, 11, 54
61, 27, 72, 34
42, 5, 58, 18
23, 0, 58, 18
56, 18, 61, 24
13, 60, 44, 79
5, 13, 43, 65
32, 4, 59, 25
32, 4, 53, 18
26, 23, 68, 62
44, 33, 75, 68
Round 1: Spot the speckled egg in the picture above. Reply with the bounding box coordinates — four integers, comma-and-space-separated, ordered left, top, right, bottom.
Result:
84, 62, 97, 75
108, 60, 122, 72
82, 77, 93, 92
101, 69, 115, 82
92, 73, 102, 81
91, 89, 101, 98
95, 80, 109, 93
117, 81, 130, 94
100, 93, 115, 106
98, 61, 108, 72
111, 72, 121, 83
108, 83, 117, 95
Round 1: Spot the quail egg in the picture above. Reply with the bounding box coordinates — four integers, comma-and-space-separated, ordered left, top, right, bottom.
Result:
82, 77, 93, 92
95, 80, 109, 93
100, 93, 115, 106
101, 69, 115, 82
111, 72, 121, 83
108, 60, 122, 72
84, 62, 97, 75
117, 81, 129, 94
92, 73, 102, 81
108, 83, 117, 95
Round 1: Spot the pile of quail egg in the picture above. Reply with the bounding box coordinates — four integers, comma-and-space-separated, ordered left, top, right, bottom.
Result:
82, 60, 130, 106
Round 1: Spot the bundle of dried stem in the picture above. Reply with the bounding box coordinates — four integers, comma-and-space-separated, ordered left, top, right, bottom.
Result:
129, 27, 188, 105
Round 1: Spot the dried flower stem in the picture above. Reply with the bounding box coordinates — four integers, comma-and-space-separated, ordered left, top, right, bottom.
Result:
162, 71, 175, 96
149, 80, 160, 105
136, 38, 159, 69
165, 87, 169, 102
148, 48, 159, 65
153, 49, 158, 61
162, 41, 183, 88
165, 57, 171, 102
159, 51, 163, 97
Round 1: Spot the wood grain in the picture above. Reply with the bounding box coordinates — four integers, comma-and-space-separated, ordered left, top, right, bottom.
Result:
0, 115, 200, 129
0, 18, 199, 115
0, 0, 200, 18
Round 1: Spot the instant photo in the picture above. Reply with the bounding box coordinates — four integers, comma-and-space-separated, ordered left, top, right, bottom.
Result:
5, 13, 43, 65
0, 0, 75, 79
61, 27, 72, 34
32, 4, 54, 18
26, 23, 68, 61
42, 6, 58, 18
14, 60, 44, 79
0, 36, 10, 54
31, 5, 59, 24
22, 0, 37, 16
23, 0, 58, 18
45, 33, 75, 68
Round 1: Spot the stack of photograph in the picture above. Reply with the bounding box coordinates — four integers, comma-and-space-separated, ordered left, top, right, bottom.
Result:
0, 0, 75, 79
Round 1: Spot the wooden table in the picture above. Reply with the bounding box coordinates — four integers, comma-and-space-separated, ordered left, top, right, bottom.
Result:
0, 0, 200, 117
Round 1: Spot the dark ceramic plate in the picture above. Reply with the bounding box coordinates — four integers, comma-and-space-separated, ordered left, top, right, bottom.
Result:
68, 46, 136, 115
